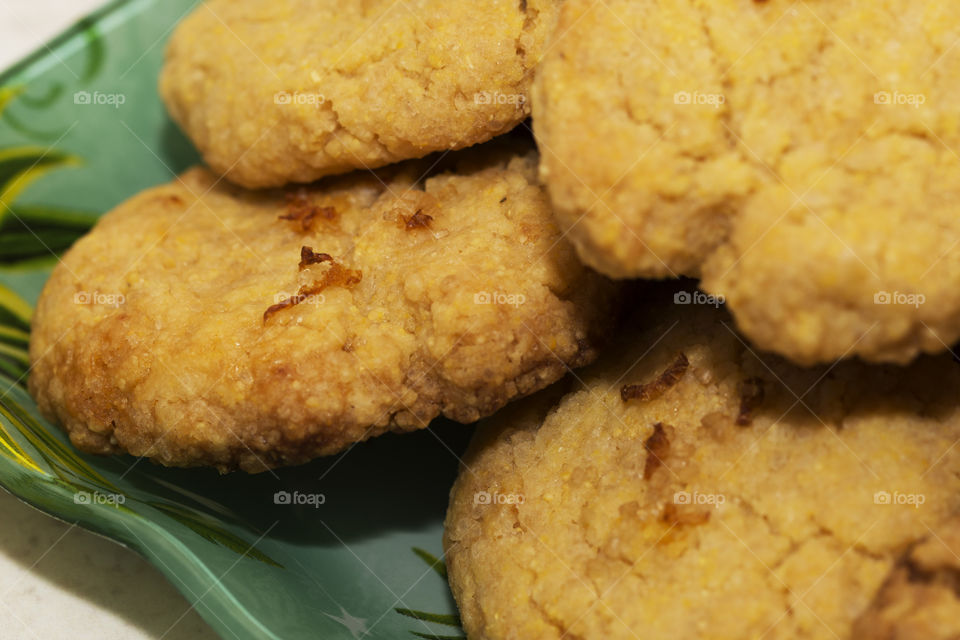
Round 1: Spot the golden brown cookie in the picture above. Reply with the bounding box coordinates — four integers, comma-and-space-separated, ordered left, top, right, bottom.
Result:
161, 0, 560, 188
533, 0, 960, 364
444, 284, 960, 639
29, 142, 615, 472
852, 519, 960, 640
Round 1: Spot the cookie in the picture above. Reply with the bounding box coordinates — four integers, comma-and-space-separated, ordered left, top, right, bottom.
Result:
532, 0, 960, 364
852, 518, 960, 640
28, 142, 616, 472
444, 284, 960, 639
160, 0, 559, 189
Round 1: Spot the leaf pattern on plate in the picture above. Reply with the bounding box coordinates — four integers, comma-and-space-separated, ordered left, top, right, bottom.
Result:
0, 366, 287, 568
0, 3, 467, 635
0, 284, 30, 383
0, 77, 97, 267
1, 17, 104, 141
148, 501, 285, 568
396, 548, 466, 639
0, 386, 116, 490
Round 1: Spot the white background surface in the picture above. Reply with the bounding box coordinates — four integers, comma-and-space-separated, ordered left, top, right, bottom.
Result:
0, 2, 218, 639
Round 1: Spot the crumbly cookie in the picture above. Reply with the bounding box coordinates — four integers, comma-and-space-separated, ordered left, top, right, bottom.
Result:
852, 518, 960, 640
160, 0, 559, 189
532, 0, 960, 364
28, 142, 615, 472
444, 284, 960, 639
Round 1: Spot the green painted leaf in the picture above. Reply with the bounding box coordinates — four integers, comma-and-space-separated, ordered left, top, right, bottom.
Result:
149, 502, 284, 568
0, 254, 59, 271
413, 546, 448, 579
78, 18, 105, 82
2, 232, 79, 257
0, 342, 29, 367
0, 85, 69, 140
0, 283, 31, 327
0, 391, 118, 492
16, 82, 63, 108
0, 147, 82, 215
0, 325, 29, 345
0, 415, 43, 474
3, 204, 99, 230
410, 633, 466, 640
0, 356, 27, 387
1, 109, 72, 141
395, 609, 461, 627
0, 86, 24, 114
0, 230, 81, 261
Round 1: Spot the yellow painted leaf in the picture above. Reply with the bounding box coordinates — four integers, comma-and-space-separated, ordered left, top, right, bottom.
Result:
0, 419, 43, 474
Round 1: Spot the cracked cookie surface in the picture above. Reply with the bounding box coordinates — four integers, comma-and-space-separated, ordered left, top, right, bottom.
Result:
161, 0, 560, 188
532, 0, 960, 364
28, 141, 615, 472
852, 517, 960, 639
444, 284, 960, 639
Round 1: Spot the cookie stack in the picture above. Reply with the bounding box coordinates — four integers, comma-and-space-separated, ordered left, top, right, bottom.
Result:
29, 0, 960, 638
30, 0, 617, 472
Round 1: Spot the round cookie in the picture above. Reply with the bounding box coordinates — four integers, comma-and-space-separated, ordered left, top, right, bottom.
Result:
444, 284, 960, 640
29, 142, 616, 473
532, 0, 960, 364
160, 0, 560, 189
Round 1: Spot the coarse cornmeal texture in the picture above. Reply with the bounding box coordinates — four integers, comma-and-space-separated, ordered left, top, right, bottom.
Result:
444, 286, 960, 640
28, 143, 616, 473
532, 0, 960, 364
160, 0, 560, 189
852, 518, 960, 639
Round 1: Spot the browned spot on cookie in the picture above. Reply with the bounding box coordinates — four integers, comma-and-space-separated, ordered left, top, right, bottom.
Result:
158, 194, 185, 207
281, 188, 338, 232
643, 422, 671, 480
299, 246, 332, 270
311, 261, 363, 292
263, 298, 298, 324
737, 377, 765, 426
398, 209, 433, 231
264, 257, 362, 324
661, 503, 711, 527
618, 500, 640, 518
700, 411, 728, 432
622, 353, 689, 403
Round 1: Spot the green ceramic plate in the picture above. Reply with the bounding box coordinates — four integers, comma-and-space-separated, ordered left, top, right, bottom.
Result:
0, 2, 469, 638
